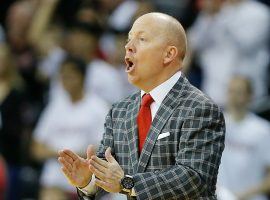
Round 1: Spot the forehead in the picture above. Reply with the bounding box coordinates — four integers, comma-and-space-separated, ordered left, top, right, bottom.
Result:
61, 62, 76, 71
229, 79, 247, 89
129, 16, 164, 36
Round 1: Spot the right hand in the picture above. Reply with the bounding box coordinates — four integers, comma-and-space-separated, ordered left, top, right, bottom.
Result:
58, 145, 96, 188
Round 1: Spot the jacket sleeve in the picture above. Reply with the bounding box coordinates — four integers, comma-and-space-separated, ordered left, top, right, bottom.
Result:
132, 102, 225, 200
77, 189, 95, 200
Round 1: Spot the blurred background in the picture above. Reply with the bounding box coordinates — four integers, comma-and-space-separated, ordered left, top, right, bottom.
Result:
0, 0, 269, 199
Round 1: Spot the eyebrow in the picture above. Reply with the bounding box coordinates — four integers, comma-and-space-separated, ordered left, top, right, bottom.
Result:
128, 31, 146, 38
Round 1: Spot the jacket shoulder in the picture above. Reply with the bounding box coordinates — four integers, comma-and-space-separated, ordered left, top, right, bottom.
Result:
179, 79, 223, 115
112, 91, 140, 109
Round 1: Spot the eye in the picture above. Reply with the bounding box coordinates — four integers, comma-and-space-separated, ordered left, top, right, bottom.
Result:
139, 37, 145, 41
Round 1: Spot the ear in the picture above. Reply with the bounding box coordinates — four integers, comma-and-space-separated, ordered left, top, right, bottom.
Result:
163, 46, 178, 65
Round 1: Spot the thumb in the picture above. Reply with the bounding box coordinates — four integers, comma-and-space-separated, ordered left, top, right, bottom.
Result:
86, 145, 96, 160
105, 147, 116, 163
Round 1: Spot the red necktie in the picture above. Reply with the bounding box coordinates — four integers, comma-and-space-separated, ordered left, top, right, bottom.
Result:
137, 94, 154, 153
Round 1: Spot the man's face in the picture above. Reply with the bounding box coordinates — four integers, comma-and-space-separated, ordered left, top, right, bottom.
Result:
60, 63, 84, 96
125, 16, 168, 90
65, 30, 97, 62
6, 1, 34, 50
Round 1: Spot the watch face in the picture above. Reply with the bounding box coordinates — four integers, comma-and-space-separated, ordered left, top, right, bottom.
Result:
121, 176, 134, 189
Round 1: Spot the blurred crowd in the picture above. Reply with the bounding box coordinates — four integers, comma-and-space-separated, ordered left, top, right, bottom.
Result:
0, 0, 269, 199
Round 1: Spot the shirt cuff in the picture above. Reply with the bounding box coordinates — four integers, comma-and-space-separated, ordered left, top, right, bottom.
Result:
131, 188, 136, 197
77, 174, 98, 196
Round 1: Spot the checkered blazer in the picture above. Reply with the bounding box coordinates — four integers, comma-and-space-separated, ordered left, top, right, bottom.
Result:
78, 75, 225, 200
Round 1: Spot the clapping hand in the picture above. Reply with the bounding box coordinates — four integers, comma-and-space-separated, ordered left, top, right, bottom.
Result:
58, 145, 96, 188
89, 147, 125, 193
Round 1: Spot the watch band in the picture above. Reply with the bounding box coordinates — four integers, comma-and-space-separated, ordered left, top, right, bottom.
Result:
121, 188, 132, 195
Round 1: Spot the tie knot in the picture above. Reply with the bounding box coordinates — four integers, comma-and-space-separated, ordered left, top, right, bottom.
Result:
141, 94, 154, 107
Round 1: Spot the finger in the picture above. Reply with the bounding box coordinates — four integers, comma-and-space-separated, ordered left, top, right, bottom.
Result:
58, 157, 73, 171
91, 155, 108, 168
58, 150, 69, 158
61, 149, 81, 161
61, 167, 78, 187
61, 166, 72, 180
105, 147, 116, 163
89, 159, 107, 173
58, 151, 74, 165
58, 150, 64, 156
87, 145, 96, 160
89, 165, 111, 182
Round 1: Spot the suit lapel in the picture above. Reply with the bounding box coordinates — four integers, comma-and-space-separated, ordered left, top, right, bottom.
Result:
125, 92, 140, 174
137, 75, 189, 173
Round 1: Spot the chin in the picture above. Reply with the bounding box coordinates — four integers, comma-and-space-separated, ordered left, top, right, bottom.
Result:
127, 75, 140, 87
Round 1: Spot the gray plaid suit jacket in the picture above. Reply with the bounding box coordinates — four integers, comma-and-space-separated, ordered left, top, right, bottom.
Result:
78, 75, 225, 200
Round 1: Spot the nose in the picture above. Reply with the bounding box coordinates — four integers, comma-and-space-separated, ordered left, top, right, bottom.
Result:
125, 40, 135, 53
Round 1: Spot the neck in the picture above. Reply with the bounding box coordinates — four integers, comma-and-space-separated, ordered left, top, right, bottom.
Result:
70, 90, 84, 103
140, 68, 180, 93
227, 106, 248, 121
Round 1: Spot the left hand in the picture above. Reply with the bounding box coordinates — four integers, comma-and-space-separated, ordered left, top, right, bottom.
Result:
58, 145, 96, 188
89, 147, 124, 193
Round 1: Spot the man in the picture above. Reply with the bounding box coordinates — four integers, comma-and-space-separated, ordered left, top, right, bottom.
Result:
58, 12, 225, 199
188, 0, 270, 107
217, 76, 270, 200
31, 56, 108, 199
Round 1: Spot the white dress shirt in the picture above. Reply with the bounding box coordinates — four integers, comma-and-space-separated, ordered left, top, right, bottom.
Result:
141, 71, 182, 119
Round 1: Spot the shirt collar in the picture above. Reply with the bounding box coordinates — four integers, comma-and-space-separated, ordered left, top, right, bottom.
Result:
141, 71, 181, 106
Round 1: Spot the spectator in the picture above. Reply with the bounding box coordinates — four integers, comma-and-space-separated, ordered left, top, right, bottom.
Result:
31, 56, 108, 200
188, 0, 270, 107
217, 76, 270, 200
0, 44, 27, 199
66, 21, 126, 104
5, 0, 47, 124
30, 1, 126, 104
0, 43, 26, 200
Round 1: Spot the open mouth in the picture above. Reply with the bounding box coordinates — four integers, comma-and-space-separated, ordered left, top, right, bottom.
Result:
125, 58, 135, 73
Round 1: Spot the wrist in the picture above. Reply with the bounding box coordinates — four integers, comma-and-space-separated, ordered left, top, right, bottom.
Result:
120, 175, 135, 196
78, 174, 93, 189
77, 174, 97, 196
